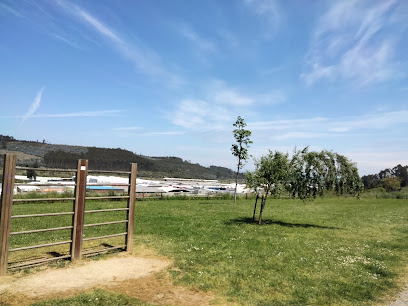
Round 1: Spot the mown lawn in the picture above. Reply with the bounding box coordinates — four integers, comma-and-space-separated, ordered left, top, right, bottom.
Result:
8, 197, 408, 305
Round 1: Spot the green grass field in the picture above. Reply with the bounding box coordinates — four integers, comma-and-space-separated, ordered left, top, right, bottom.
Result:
7, 197, 408, 305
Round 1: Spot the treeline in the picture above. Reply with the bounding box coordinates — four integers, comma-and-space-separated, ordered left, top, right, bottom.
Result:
362, 164, 408, 191
43, 148, 241, 180
0, 134, 243, 180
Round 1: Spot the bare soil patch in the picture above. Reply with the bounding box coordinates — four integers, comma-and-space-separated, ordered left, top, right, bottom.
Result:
0, 255, 216, 305
388, 285, 408, 306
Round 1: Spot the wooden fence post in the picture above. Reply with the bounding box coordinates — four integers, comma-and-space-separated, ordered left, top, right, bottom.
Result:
71, 159, 88, 261
126, 163, 137, 252
0, 154, 16, 276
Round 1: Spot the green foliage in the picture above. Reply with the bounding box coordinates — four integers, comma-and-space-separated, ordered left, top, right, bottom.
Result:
231, 116, 252, 204
288, 148, 363, 199
231, 116, 252, 169
380, 177, 401, 192
362, 164, 408, 190
252, 150, 289, 197
248, 147, 363, 223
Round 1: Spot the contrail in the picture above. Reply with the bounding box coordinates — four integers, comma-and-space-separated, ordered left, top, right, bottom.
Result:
21, 87, 45, 125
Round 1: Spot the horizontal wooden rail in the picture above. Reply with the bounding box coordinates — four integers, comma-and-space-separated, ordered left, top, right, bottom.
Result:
14, 183, 129, 187
82, 232, 127, 242
1, 156, 138, 274
85, 196, 129, 200
16, 167, 131, 174
82, 245, 126, 256
87, 169, 131, 174
8, 255, 71, 269
14, 183, 76, 187
16, 166, 77, 172
84, 220, 128, 228
84, 208, 128, 214
11, 212, 74, 219
13, 198, 76, 203
9, 240, 72, 252
10, 226, 73, 235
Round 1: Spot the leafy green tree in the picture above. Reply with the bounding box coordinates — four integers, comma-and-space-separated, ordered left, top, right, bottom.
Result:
392, 164, 408, 187
231, 116, 252, 205
248, 147, 363, 224
381, 177, 401, 192
248, 150, 289, 224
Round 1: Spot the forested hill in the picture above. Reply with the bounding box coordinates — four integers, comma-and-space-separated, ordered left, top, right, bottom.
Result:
0, 135, 242, 180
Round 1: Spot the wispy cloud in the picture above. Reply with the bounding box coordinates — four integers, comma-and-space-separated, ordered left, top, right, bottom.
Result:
171, 99, 233, 131
0, 2, 26, 18
301, 0, 404, 87
136, 131, 185, 136
243, 0, 281, 33
3, 109, 124, 119
112, 127, 185, 137
179, 25, 216, 53
211, 80, 285, 106
32, 110, 124, 118
113, 126, 142, 131
248, 110, 408, 141
55, 0, 184, 87
21, 87, 45, 125
170, 80, 286, 131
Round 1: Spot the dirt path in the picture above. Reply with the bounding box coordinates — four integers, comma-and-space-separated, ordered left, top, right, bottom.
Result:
389, 285, 408, 306
0, 255, 215, 305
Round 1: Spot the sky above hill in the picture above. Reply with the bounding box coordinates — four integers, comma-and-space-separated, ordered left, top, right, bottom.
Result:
1, 0, 407, 175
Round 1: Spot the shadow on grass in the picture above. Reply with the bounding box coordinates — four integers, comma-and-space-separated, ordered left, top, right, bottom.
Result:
225, 217, 338, 229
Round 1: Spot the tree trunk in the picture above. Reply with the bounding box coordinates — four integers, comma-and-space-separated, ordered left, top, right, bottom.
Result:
233, 161, 240, 205
258, 193, 268, 225
252, 193, 259, 222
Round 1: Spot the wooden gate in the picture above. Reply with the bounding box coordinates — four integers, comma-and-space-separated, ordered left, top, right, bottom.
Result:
0, 154, 137, 275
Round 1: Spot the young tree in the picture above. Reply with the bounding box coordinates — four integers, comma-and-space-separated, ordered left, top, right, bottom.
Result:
249, 147, 363, 224
231, 116, 252, 205
255, 151, 289, 224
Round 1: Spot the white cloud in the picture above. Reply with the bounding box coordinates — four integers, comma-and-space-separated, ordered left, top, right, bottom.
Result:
214, 89, 253, 106
31, 110, 123, 118
272, 132, 330, 141
21, 87, 45, 124
247, 110, 408, 141
243, 0, 281, 32
55, 0, 184, 88
344, 151, 408, 175
75, 8, 122, 43
179, 25, 216, 53
211, 80, 285, 106
113, 126, 142, 131
0, 2, 26, 18
136, 131, 185, 136
302, 0, 403, 87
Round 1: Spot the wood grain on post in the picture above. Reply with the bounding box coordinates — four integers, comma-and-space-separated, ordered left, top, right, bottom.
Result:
70, 159, 88, 261
0, 154, 16, 275
126, 163, 137, 252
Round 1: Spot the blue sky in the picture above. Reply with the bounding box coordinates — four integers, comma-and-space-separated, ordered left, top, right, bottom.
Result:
1, 0, 407, 175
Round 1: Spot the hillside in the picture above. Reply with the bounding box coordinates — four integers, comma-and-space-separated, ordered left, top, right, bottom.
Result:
0, 135, 242, 180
